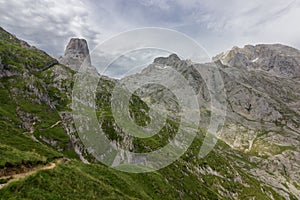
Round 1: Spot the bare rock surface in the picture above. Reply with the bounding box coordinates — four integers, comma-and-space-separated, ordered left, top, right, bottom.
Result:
213, 44, 300, 78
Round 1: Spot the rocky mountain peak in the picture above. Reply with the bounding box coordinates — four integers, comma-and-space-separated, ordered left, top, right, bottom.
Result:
65, 38, 89, 56
59, 38, 91, 71
213, 44, 300, 77
154, 53, 181, 65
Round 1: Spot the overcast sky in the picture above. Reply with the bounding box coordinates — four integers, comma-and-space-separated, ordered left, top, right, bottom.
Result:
0, 0, 300, 59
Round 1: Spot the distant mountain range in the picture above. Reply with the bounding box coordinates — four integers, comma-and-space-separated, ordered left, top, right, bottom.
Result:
0, 27, 299, 199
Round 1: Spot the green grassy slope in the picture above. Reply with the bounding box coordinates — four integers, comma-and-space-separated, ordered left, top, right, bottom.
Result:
0, 27, 76, 169
0, 138, 287, 200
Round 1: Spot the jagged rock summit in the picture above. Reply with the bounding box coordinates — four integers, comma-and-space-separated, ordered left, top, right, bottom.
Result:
213, 44, 300, 77
59, 38, 91, 71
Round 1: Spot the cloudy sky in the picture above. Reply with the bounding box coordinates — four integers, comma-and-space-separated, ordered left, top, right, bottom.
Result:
0, 0, 300, 59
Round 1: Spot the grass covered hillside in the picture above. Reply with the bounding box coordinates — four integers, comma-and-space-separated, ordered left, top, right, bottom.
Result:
0, 27, 299, 199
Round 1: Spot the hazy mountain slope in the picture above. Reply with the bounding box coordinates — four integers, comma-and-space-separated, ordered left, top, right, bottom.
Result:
0, 27, 299, 199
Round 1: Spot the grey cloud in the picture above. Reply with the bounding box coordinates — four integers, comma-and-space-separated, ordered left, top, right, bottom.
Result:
0, 0, 299, 60
0, 0, 101, 56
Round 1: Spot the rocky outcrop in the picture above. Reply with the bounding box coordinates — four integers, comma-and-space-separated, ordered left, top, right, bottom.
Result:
59, 38, 91, 71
